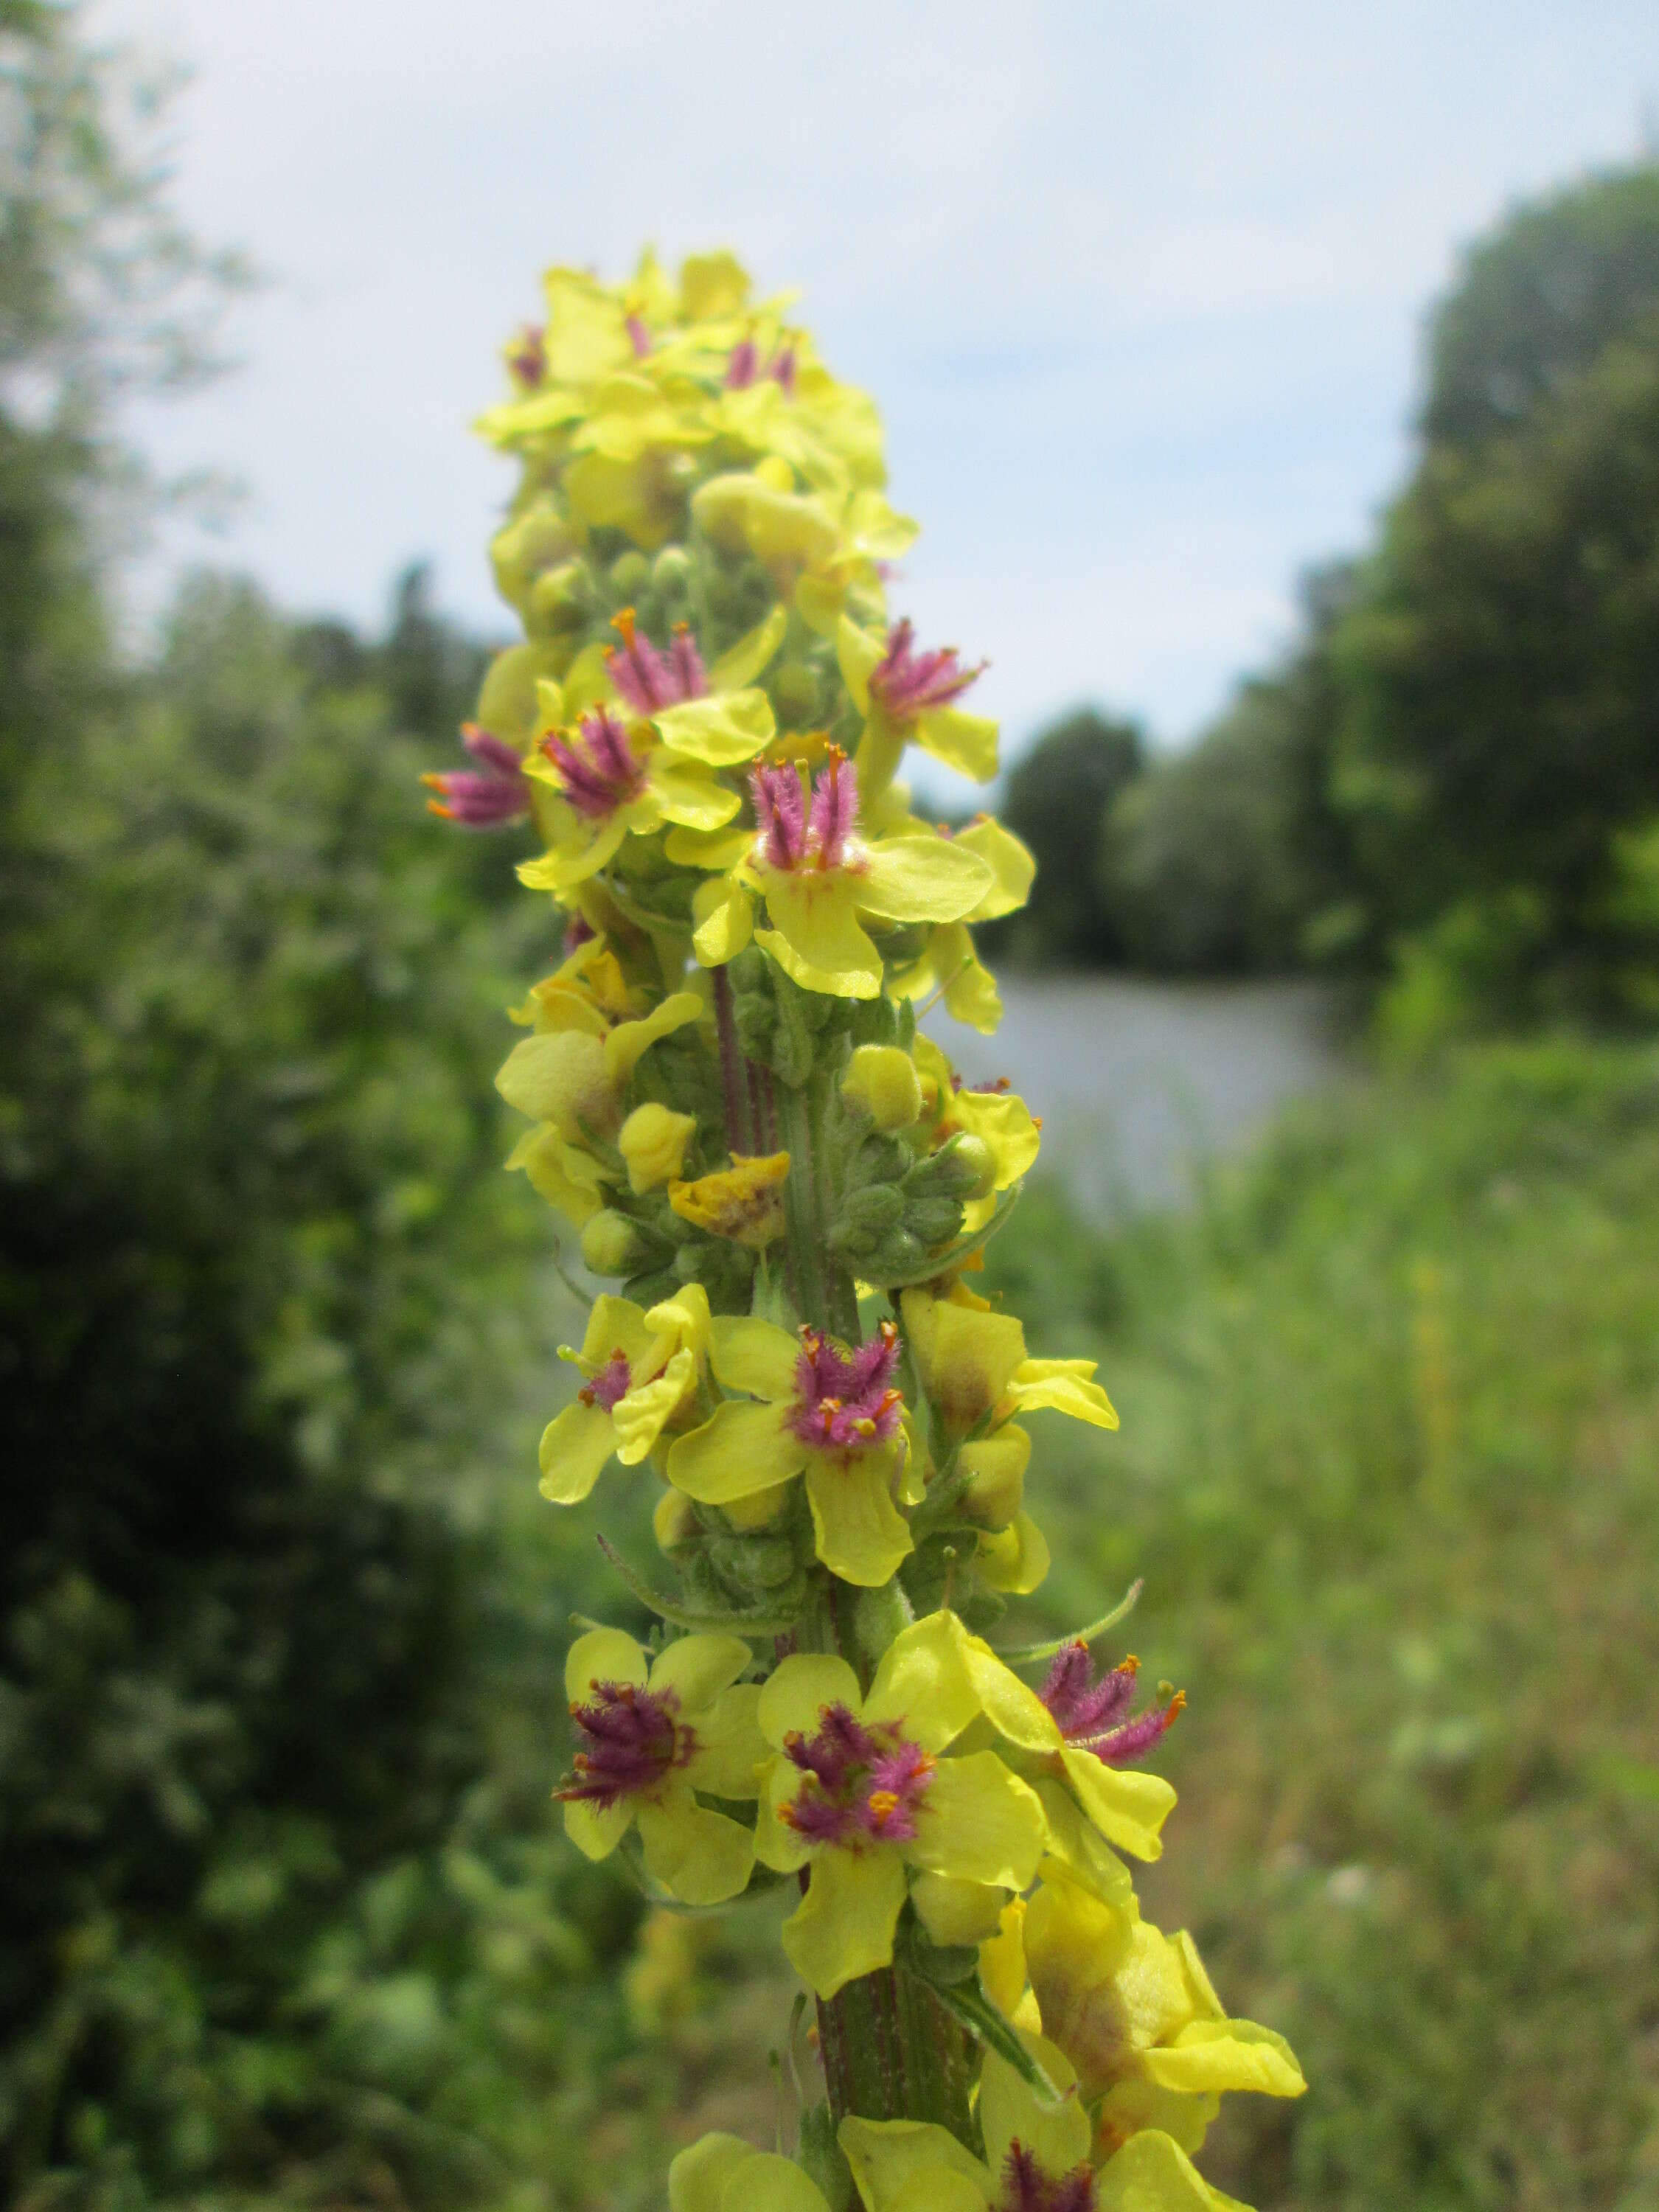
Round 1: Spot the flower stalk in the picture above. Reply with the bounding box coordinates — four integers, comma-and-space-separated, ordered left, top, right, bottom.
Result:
433, 247, 1306, 2210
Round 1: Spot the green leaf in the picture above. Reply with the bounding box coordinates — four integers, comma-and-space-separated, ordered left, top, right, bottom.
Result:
596, 1534, 805, 1633
994, 1579, 1144, 1665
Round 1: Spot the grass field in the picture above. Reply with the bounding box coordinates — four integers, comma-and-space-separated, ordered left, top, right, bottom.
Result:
560, 1038, 1659, 2211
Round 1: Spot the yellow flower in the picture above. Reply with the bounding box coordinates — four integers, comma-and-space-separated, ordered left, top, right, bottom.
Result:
518, 704, 746, 895
693, 750, 993, 1000
667, 1316, 911, 1584
892, 816, 1036, 1034
618, 1102, 698, 1192
668, 1152, 792, 1248
667, 2135, 833, 2212
538, 1287, 710, 1503
838, 613, 998, 791
840, 1043, 924, 1131
496, 988, 703, 1150
1013, 1873, 1306, 2154
558, 1627, 762, 1906
752, 1615, 1046, 1999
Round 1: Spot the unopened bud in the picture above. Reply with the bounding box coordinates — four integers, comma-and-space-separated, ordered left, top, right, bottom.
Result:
653, 1486, 699, 1554
580, 1208, 644, 1275
619, 1102, 697, 1193
841, 1044, 922, 1132
609, 549, 650, 597
902, 1192, 966, 1248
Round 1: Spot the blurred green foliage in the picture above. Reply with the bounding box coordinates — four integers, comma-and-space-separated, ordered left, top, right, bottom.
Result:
983, 1041, 1659, 2211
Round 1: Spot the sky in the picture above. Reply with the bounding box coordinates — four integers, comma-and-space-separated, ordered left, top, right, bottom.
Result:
96, 0, 1659, 778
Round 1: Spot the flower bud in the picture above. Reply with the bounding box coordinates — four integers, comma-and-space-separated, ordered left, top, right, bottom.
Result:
609, 549, 650, 597
771, 660, 819, 723
580, 1208, 644, 1275
841, 1044, 922, 1131
958, 1425, 1031, 1528
653, 1486, 699, 1554
619, 1102, 697, 1194
651, 545, 692, 594
936, 1133, 998, 1200
902, 1192, 967, 1248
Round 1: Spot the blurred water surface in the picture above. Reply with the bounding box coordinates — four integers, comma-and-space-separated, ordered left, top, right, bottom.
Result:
942, 977, 1344, 1214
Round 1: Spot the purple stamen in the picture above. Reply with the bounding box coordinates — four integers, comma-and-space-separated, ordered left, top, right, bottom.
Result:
1001, 2145, 1096, 2212
422, 723, 530, 827
542, 708, 647, 821
771, 343, 797, 397
608, 609, 709, 715
785, 1322, 903, 1452
507, 324, 546, 388
625, 311, 651, 359
779, 1701, 934, 1848
1040, 1643, 1184, 1766
580, 1348, 633, 1413
725, 337, 759, 389
807, 749, 859, 869
751, 762, 808, 869
869, 619, 987, 723
557, 1680, 690, 1809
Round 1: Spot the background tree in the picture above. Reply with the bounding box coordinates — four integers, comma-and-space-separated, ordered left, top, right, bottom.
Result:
993, 705, 1144, 964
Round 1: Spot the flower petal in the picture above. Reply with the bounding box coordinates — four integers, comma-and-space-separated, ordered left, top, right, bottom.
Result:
835, 614, 885, 715
538, 1400, 616, 1503
636, 1792, 756, 1906
864, 1612, 982, 1753
1060, 1746, 1178, 1863
650, 758, 742, 830
709, 602, 789, 692
684, 1683, 766, 1799
565, 1626, 647, 1704
653, 687, 776, 765
908, 1752, 1045, 1891
975, 1512, 1051, 1596
757, 1654, 863, 1750
754, 1767, 813, 1873
954, 818, 1035, 922
977, 2034, 1090, 2180
603, 990, 704, 1086
1093, 2130, 1219, 2212
668, 2133, 762, 2212
758, 873, 883, 997
709, 1315, 800, 1402
837, 2117, 990, 2212
856, 836, 994, 925
562, 1795, 635, 1862
647, 1632, 752, 1711
782, 1846, 908, 1998
667, 1401, 810, 1503
692, 877, 756, 965
908, 1872, 1008, 1947
914, 706, 998, 782
613, 1346, 695, 1464
1141, 2018, 1307, 2100
717, 2149, 830, 2212
803, 1448, 914, 1587
1008, 1357, 1119, 1430
1034, 1778, 1137, 1909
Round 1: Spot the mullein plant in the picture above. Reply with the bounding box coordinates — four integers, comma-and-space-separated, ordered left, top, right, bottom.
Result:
428, 250, 1305, 2212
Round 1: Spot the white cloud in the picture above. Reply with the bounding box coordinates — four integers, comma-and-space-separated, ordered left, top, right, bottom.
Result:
99, 0, 1659, 751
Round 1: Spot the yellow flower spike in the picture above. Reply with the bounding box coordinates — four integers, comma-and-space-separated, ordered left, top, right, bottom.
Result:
667, 1315, 912, 1585
538, 1290, 707, 1503
558, 1627, 762, 1907
496, 990, 700, 1148
668, 1151, 792, 1248
618, 1102, 698, 1192
751, 1618, 1045, 1999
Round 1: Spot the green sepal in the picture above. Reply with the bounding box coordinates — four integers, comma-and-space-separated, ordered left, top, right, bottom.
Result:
798, 2102, 855, 2212
993, 1579, 1145, 1665
596, 1534, 806, 1634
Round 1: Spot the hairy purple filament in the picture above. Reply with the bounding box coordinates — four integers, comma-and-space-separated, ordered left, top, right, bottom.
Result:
578, 1348, 633, 1413
507, 324, 545, 388
422, 725, 530, 827
607, 607, 709, 714
750, 748, 862, 872
1001, 2143, 1096, 2212
557, 1680, 691, 1809
779, 1701, 934, 1846
869, 617, 987, 722
1040, 1643, 1185, 1766
542, 708, 647, 821
625, 311, 651, 359
787, 1321, 903, 1451
724, 337, 798, 394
